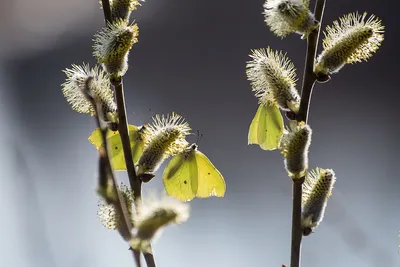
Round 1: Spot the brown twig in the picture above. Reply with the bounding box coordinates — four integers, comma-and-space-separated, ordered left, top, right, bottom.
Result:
290, 1, 327, 267
112, 78, 143, 204
84, 89, 141, 267
99, 2, 156, 267
101, 0, 112, 24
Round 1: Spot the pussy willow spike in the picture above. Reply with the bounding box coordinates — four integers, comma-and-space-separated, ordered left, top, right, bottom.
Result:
314, 12, 384, 76
61, 63, 116, 116
93, 20, 139, 78
280, 123, 312, 179
99, 0, 144, 22
263, 0, 318, 39
97, 183, 134, 240
130, 193, 190, 253
136, 113, 191, 182
246, 47, 300, 112
301, 168, 336, 236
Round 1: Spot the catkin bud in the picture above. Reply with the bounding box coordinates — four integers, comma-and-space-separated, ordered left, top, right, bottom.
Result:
263, 0, 318, 39
111, 0, 143, 22
137, 113, 191, 182
315, 12, 384, 76
280, 123, 312, 178
130, 194, 190, 252
61, 63, 116, 115
99, 0, 143, 22
246, 47, 300, 112
97, 183, 134, 240
93, 20, 139, 78
301, 168, 336, 235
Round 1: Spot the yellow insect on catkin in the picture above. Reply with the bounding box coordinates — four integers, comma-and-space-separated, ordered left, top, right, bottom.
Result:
130, 194, 190, 252
97, 184, 134, 236
136, 113, 191, 182
61, 63, 116, 115
93, 20, 139, 78
301, 168, 336, 236
263, 0, 318, 39
280, 123, 312, 179
314, 12, 384, 76
246, 47, 300, 112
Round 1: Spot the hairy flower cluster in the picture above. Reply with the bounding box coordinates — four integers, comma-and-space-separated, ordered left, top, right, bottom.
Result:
301, 168, 336, 235
246, 47, 300, 112
263, 0, 318, 39
131, 194, 190, 252
137, 113, 191, 182
97, 183, 134, 231
106, 0, 143, 22
315, 12, 384, 75
61, 63, 116, 115
280, 123, 312, 178
93, 20, 139, 77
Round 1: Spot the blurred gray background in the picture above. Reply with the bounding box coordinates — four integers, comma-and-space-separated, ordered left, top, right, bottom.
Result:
0, 0, 399, 266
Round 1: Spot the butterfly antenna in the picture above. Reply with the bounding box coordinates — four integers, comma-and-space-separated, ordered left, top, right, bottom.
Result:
144, 108, 155, 124
196, 130, 204, 146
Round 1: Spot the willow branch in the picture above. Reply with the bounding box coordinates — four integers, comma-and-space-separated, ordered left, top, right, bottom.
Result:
112, 78, 143, 203
297, 0, 327, 123
101, 0, 112, 24
290, 1, 326, 267
85, 92, 141, 267
113, 79, 156, 266
99, 2, 156, 266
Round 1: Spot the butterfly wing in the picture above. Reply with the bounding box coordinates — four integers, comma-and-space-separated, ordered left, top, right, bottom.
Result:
248, 103, 284, 151
194, 151, 226, 198
129, 126, 145, 164
162, 152, 198, 202
88, 125, 142, 171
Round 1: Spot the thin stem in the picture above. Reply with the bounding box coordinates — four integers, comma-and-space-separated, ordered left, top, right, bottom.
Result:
101, 0, 112, 24
297, 0, 327, 123
290, 1, 326, 267
290, 178, 305, 267
144, 252, 157, 267
113, 78, 142, 204
88, 95, 141, 267
113, 79, 157, 266
98, 2, 156, 266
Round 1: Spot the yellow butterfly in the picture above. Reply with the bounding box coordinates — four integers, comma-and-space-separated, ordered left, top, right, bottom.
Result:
248, 103, 284, 150
88, 125, 145, 170
163, 143, 226, 202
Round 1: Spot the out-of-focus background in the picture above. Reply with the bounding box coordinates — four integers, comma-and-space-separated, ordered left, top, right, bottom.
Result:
0, 0, 399, 266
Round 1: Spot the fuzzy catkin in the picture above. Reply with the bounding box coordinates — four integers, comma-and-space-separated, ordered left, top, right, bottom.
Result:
130, 194, 190, 252
110, 0, 142, 21
137, 127, 181, 177
315, 12, 384, 75
136, 113, 191, 181
263, 0, 317, 39
93, 20, 139, 77
246, 47, 300, 112
301, 168, 336, 234
280, 124, 312, 178
97, 183, 134, 232
61, 64, 116, 115
316, 27, 373, 74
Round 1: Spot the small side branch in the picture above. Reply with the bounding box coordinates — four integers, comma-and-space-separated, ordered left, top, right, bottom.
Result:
86, 91, 141, 267
297, 0, 327, 123
113, 79, 155, 266
101, 0, 112, 24
112, 78, 143, 204
99, 2, 156, 266
290, 1, 327, 267
290, 177, 305, 267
